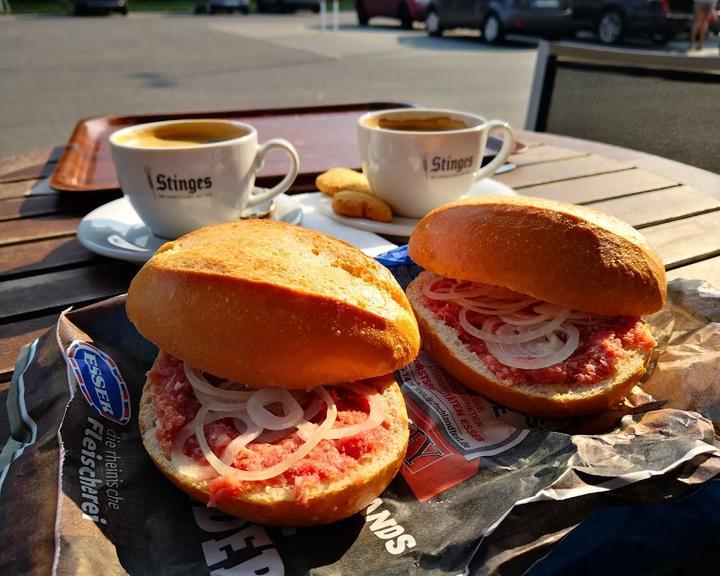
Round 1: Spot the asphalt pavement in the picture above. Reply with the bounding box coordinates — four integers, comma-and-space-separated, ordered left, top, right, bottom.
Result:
1, 12, 539, 157
2, 12, 715, 158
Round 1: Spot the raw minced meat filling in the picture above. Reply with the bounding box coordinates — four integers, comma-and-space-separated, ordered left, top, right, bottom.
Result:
149, 352, 391, 503
422, 293, 655, 387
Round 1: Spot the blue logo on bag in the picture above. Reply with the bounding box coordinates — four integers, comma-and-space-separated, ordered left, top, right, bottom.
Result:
66, 340, 131, 425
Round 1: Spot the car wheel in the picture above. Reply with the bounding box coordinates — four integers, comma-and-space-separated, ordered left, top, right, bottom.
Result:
121, 6, 128, 14
482, 12, 504, 44
426, 7, 443, 37
597, 9, 624, 44
241, 5, 249, 13
356, 1, 369, 26
398, 3, 413, 29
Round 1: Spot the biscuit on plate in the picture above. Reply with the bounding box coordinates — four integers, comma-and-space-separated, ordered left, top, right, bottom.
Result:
316, 168, 372, 196
332, 190, 393, 223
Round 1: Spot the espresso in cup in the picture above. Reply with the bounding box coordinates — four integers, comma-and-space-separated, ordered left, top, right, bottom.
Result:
110, 119, 299, 239
362, 115, 468, 132
357, 108, 514, 218
113, 121, 248, 149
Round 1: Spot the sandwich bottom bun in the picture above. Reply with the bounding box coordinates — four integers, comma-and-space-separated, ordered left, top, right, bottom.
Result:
139, 359, 409, 526
407, 273, 652, 419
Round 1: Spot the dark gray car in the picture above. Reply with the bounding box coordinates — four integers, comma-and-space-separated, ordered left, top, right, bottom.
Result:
425, 0, 695, 44
426, 0, 571, 43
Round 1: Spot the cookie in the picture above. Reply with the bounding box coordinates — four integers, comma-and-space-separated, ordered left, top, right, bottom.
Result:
316, 168, 372, 196
332, 190, 393, 223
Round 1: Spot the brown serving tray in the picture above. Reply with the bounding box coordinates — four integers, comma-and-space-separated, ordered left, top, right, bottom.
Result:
50, 102, 416, 193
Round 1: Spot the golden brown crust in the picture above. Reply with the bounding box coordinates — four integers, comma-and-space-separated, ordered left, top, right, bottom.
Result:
316, 167, 372, 196
408, 195, 666, 316
332, 190, 393, 223
139, 368, 409, 526
127, 220, 420, 389
407, 273, 650, 418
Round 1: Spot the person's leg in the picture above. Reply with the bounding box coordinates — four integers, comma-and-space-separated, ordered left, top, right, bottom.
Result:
698, 4, 712, 48
691, 5, 702, 49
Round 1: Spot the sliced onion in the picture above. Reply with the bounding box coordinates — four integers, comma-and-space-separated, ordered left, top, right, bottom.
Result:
486, 323, 580, 369
170, 411, 233, 481
184, 363, 254, 401
325, 385, 387, 439
221, 415, 262, 465
423, 277, 494, 300
247, 388, 304, 430
195, 386, 338, 482
456, 296, 539, 315
459, 307, 569, 344
498, 312, 550, 326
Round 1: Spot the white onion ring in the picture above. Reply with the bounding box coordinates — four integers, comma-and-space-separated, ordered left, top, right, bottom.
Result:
221, 415, 262, 465
195, 386, 338, 482
247, 388, 304, 430
456, 296, 539, 315
184, 363, 254, 401
170, 411, 233, 481
423, 277, 494, 300
325, 385, 386, 439
459, 307, 569, 344
486, 323, 580, 369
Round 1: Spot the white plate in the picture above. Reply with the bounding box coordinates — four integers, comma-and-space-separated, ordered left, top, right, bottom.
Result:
318, 178, 516, 237
77, 194, 303, 264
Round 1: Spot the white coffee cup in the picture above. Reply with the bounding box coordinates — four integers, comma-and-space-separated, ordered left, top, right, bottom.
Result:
357, 108, 514, 218
109, 119, 299, 239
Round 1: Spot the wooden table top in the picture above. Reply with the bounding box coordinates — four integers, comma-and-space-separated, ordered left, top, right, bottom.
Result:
2, 129, 720, 394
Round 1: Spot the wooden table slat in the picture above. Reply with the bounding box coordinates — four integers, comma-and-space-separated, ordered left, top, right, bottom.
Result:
0, 263, 136, 323
642, 211, 720, 269
587, 186, 720, 229
518, 169, 677, 204
0, 178, 59, 201
667, 256, 720, 289
510, 145, 587, 167
0, 191, 117, 222
0, 214, 83, 246
0, 314, 58, 383
0, 237, 100, 279
496, 154, 631, 189
0, 147, 63, 183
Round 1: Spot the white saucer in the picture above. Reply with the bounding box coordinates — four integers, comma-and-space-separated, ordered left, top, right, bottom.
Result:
77, 195, 303, 263
318, 178, 516, 237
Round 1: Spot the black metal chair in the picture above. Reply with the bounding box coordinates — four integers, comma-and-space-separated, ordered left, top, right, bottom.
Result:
526, 42, 720, 174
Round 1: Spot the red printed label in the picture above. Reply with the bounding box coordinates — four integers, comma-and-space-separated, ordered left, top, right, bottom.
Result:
399, 352, 529, 501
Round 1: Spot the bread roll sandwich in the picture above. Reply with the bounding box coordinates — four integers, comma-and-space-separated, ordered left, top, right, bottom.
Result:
127, 220, 419, 525
406, 195, 666, 418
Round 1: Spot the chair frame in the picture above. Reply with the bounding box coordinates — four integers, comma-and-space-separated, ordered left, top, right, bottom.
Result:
526, 41, 720, 133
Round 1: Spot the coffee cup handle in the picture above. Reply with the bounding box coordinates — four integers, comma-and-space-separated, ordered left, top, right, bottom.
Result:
474, 121, 514, 181
246, 138, 300, 208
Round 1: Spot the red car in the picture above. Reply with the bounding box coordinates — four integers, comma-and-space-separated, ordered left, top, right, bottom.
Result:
356, 0, 429, 28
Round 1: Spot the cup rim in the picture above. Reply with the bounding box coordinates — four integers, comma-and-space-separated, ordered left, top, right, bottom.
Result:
109, 119, 256, 151
357, 108, 489, 135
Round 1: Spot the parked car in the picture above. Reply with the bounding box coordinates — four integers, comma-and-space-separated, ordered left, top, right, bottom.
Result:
571, 0, 694, 44
73, 0, 128, 15
194, 0, 249, 13
356, 0, 429, 29
425, 0, 570, 43
425, 0, 695, 44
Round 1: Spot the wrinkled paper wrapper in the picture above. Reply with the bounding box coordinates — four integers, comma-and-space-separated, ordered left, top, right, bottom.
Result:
1, 275, 719, 576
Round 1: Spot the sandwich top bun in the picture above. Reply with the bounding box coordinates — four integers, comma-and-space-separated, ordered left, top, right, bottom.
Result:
408, 195, 666, 316
127, 220, 420, 389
